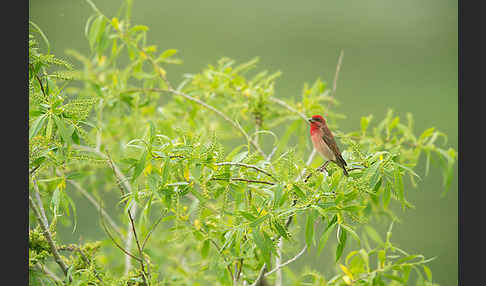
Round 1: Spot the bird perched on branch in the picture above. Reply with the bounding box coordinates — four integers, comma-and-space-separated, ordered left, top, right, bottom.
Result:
308, 115, 349, 176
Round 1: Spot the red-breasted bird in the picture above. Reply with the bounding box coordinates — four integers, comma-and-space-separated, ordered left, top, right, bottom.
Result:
308, 115, 349, 176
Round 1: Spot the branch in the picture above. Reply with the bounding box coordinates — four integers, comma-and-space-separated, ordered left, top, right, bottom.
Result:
265, 245, 308, 277
127, 208, 149, 282
124, 88, 265, 157
269, 97, 308, 123
141, 212, 165, 251
67, 179, 122, 237
250, 263, 267, 286
32, 179, 49, 227
215, 162, 277, 181
72, 145, 139, 274
331, 50, 344, 98
29, 195, 70, 276
35, 264, 61, 283
98, 203, 142, 263
210, 177, 275, 185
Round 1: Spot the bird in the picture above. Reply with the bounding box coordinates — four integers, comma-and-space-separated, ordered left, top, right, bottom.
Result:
308, 115, 349, 176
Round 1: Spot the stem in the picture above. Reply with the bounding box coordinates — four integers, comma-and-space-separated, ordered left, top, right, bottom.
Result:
29, 195, 70, 277
250, 263, 267, 286
215, 162, 277, 181
124, 88, 265, 157
265, 245, 308, 277
210, 177, 275, 185
67, 179, 122, 237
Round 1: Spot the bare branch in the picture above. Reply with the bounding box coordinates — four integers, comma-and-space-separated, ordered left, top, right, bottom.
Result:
98, 204, 142, 263
72, 145, 139, 275
331, 50, 344, 98
35, 264, 61, 283
29, 195, 70, 276
32, 179, 49, 227
141, 212, 165, 251
211, 177, 275, 186
215, 162, 277, 181
127, 208, 149, 282
250, 263, 267, 286
265, 245, 308, 277
269, 97, 308, 123
123, 88, 265, 157
274, 239, 283, 286
67, 179, 122, 237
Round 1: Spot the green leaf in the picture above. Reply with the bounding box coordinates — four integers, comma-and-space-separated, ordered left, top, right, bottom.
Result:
29, 114, 47, 139
305, 214, 314, 247
51, 187, 61, 215
393, 167, 405, 209
239, 211, 257, 222
132, 149, 148, 182
158, 49, 178, 60
253, 230, 271, 264
53, 115, 74, 145
335, 226, 347, 262
419, 127, 435, 142
231, 151, 248, 163
273, 219, 288, 239
422, 265, 432, 281
340, 224, 360, 245
201, 239, 210, 258
318, 221, 336, 255
364, 226, 383, 245
292, 184, 306, 199
250, 214, 269, 228
360, 115, 372, 135
161, 158, 170, 185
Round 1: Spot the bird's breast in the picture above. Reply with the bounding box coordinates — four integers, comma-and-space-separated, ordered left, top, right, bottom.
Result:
311, 134, 336, 161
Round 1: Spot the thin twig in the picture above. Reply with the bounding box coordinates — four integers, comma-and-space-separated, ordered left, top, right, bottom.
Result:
32, 179, 49, 227
35, 264, 61, 283
250, 263, 267, 286
304, 160, 330, 183
331, 50, 344, 98
141, 212, 165, 251
269, 97, 309, 122
207, 238, 234, 281
29, 195, 70, 276
211, 177, 275, 185
275, 238, 283, 286
98, 203, 142, 263
73, 145, 139, 275
124, 88, 265, 157
215, 162, 277, 181
67, 179, 122, 237
127, 208, 149, 283
265, 245, 308, 277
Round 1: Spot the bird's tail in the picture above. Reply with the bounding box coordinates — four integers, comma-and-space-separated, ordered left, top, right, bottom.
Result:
336, 155, 349, 177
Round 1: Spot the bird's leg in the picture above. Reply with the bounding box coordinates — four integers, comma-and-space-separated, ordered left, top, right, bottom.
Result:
317, 161, 330, 172
303, 161, 330, 183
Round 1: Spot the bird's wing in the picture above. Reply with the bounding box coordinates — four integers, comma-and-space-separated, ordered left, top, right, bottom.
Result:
320, 125, 347, 166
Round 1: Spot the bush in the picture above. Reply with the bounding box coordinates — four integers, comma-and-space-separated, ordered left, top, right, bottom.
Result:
29, 1, 456, 285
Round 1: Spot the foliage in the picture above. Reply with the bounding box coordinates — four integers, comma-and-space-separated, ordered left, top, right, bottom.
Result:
28, 1, 456, 285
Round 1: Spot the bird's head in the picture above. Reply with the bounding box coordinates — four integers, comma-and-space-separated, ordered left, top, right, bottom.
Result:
308, 115, 326, 128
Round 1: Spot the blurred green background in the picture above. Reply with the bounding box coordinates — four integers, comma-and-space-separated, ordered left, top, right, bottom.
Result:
29, 0, 457, 284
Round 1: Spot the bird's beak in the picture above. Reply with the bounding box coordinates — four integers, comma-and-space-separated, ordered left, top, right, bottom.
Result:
308, 118, 315, 123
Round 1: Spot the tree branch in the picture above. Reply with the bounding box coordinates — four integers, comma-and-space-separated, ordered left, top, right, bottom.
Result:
250, 263, 267, 286
265, 245, 308, 277
124, 88, 265, 157
67, 179, 122, 237
29, 195, 70, 277
127, 208, 149, 283
215, 162, 277, 181
210, 177, 275, 185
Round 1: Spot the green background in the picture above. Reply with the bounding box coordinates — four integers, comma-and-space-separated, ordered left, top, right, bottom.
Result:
29, 0, 458, 284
